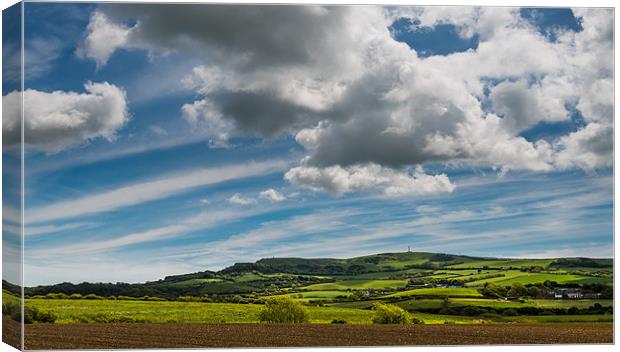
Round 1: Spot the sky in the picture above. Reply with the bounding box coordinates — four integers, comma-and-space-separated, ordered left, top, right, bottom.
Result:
1, 4, 613, 286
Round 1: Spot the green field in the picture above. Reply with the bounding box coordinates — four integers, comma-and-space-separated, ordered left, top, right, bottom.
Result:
332, 268, 430, 280
23, 298, 612, 325
25, 299, 375, 324
386, 288, 483, 298
327, 297, 614, 311
281, 291, 351, 301
490, 273, 610, 286
447, 259, 556, 269
461, 271, 612, 287
303, 279, 409, 291
395, 298, 614, 311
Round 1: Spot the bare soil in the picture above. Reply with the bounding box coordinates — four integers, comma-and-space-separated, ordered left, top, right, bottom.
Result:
3, 316, 22, 350
24, 322, 613, 350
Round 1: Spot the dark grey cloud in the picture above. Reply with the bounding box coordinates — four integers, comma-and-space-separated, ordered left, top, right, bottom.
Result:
100, 4, 354, 70
213, 91, 316, 138
77, 5, 613, 195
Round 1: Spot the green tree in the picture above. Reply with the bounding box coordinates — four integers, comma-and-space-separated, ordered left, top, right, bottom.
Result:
372, 303, 413, 324
526, 286, 540, 298
480, 283, 506, 298
258, 296, 309, 323
507, 283, 528, 297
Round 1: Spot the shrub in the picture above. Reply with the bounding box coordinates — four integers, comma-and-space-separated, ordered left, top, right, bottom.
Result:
372, 303, 412, 324
502, 308, 519, 316
44, 293, 68, 299
411, 317, 425, 324
116, 296, 138, 301
30, 308, 56, 323
3, 302, 56, 324
2, 302, 21, 322
69, 293, 83, 300
462, 306, 487, 316
84, 294, 104, 300
331, 319, 347, 324
140, 296, 167, 301
258, 296, 309, 323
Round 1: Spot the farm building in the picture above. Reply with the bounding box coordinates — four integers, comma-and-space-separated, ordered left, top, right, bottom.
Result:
553, 288, 584, 299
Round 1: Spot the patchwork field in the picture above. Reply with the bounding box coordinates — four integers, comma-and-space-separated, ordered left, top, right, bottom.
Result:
4, 251, 613, 344
303, 279, 409, 291
395, 298, 613, 310
385, 287, 483, 297
447, 259, 557, 269
468, 273, 611, 286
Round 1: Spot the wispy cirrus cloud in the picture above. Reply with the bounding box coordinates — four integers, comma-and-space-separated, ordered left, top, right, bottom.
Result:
36, 209, 251, 255
4, 222, 95, 237
28, 159, 289, 223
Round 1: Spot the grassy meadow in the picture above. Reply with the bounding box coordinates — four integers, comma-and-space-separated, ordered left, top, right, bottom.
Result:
21, 296, 612, 325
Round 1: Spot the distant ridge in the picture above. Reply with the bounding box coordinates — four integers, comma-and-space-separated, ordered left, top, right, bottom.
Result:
7, 251, 611, 290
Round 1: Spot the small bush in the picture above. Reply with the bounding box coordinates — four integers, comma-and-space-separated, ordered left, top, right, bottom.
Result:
2, 302, 21, 322
44, 293, 68, 299
84, 294, 104, 300
140, 296, 167, 301
3, 302, 56, 324
372, 303, 412, 324
31, 308, 56, 323
411, 317, 425, 324
69, 293, 83, 300
116, 296, 138, 301
258, 296, 309, 323
331, 319, 347, 324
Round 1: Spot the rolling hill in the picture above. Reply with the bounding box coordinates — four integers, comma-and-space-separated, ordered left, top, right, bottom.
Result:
8, 252, 613, 299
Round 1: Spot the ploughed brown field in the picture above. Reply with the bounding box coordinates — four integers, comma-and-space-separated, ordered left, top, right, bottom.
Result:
24, 323, 613, 349
2, 316, 21, 350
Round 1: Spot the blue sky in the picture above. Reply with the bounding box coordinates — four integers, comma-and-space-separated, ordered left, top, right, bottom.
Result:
2, 4, 613, 285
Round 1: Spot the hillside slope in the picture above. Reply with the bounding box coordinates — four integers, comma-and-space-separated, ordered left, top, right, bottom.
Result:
11, 252, 612, 299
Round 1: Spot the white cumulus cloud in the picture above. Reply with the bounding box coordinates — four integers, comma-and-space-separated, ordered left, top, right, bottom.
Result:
259, 189, 286, 202
78, 11, 131, 67
227, 193, 257, 205
285, 163, 454, 197
3, 82, 128, 153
